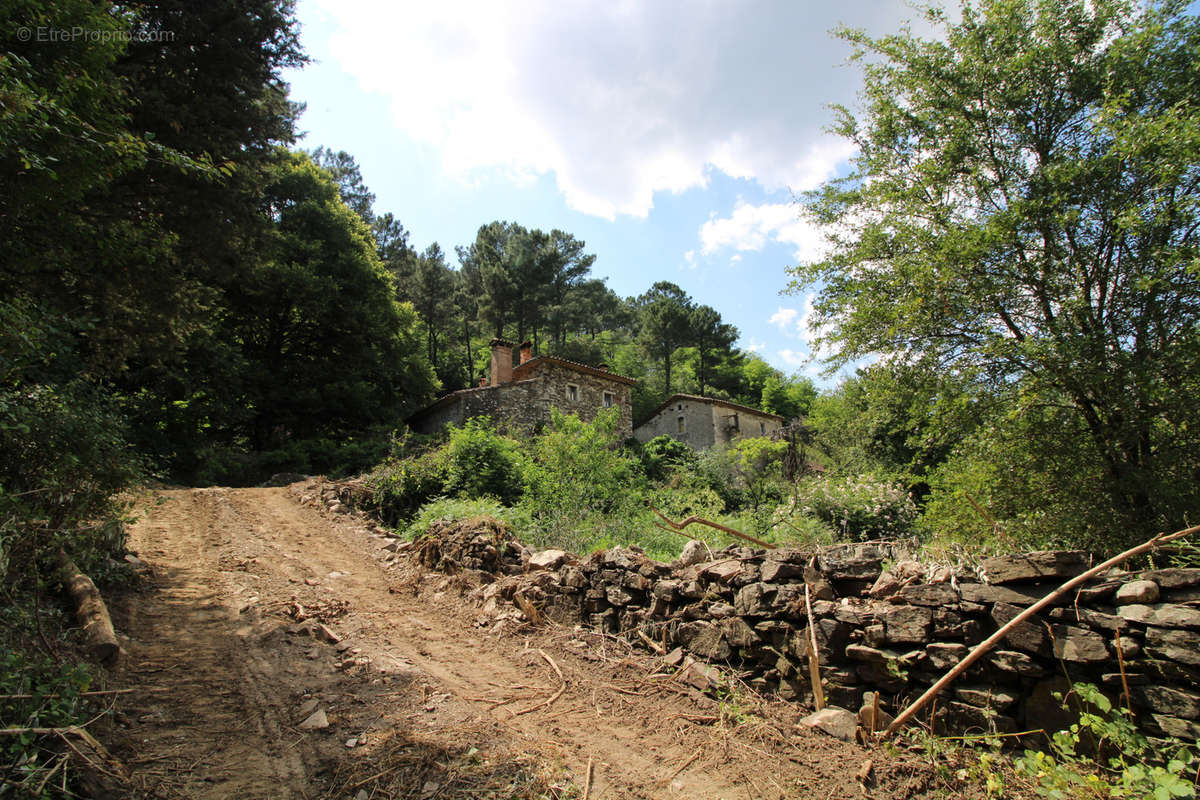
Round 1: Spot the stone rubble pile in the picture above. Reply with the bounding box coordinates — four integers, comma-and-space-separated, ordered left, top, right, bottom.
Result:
415, 523, 1200, 741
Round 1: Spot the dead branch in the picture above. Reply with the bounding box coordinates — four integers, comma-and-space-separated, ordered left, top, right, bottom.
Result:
636, 629, 666, 655
804, 583, 825, 711
582, 756, 594, 800
57, 550, 120, 666
647, 503, 775, 549
538, 649, 564, 682
883, 523, 1200, 737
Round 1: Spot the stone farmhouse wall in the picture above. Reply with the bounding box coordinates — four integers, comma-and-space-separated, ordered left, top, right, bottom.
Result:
409, 367, 633, 438
415, 522, 1200, 741
634, 397, 784, 449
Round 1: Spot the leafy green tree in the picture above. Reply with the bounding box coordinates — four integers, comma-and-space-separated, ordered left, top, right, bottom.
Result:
793, 0, 1200, 548
688, 305, 739, 397
636, 281, 694, 395
409, 243, 458, 379
311, 146, 376, 224
216, 151, 436, 462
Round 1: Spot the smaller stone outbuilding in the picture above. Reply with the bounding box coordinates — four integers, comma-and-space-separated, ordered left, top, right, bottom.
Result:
407, 340, 636, 437
633, 394, 784, 450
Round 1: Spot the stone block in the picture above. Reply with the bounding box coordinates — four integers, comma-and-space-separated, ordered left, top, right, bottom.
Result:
959, 582, 1064, 607
701, 559, 744, 584
1050, 624, 1109, 662
817, 553, 882, 581
719, 616, 759, 648
605, 585, 634, 607
1139, 568, 1200, 589
986, 650, 1048, 678
935, 701, 1017, 735
733, 582, 777, 617
760, 559, 805, 582
980, 551, 1090, 584
879, 604, 933, 644
991, 602, 1051, 656
1150, 715, 1200, 740
688, 625, 732, 662
868, 571, 905, 600
926, 642, 968, 671
677, 539, 709, 566
528, 549, 568, 570
896, 583, 960, 607
1115, 580, 1160, 605
1132, 686, 1200, 719
1047, 606, 1129, 632
1118, 603, 1200, 629
800, 707, 858, 741
956, 686, 1018, 709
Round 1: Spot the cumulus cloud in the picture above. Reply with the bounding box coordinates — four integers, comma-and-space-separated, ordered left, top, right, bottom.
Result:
698, 199, 832, 262
309, 0, 923, 218
743, 337, 766, 354
768, 306, 799, 331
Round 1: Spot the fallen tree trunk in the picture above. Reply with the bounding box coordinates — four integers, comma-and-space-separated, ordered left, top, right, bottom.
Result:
57, 549, 121, 667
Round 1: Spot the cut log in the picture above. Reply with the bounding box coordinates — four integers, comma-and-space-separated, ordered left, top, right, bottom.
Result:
57, 549, 121, 666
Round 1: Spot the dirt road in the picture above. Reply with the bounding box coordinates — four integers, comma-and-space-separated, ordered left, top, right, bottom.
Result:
105, 485, 967, 799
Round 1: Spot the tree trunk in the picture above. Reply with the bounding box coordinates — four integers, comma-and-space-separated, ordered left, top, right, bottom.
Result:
57, 550, 121, 666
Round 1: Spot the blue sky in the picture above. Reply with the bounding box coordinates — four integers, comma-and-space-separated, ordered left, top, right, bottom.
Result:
281, 1, 931, 384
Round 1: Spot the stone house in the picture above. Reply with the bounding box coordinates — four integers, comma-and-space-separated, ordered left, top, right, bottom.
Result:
633, 393, 784, 450
407, 339, 636, 438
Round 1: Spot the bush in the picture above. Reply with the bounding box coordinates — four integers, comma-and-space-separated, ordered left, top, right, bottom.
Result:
366, 449, 449, 526
1014, 682, 1198, 800
443, 418, 525, 504
401, 496, 531, 541
521, 408, 649, 553
640, 434, 698, 481
794, 473, 917, 541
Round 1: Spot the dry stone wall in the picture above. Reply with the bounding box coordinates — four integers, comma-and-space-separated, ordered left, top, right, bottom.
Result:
403, 518, 1200, 742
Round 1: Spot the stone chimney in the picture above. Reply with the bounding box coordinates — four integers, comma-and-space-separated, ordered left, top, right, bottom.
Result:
489, 339, 514, 385
518, 340, 533, 365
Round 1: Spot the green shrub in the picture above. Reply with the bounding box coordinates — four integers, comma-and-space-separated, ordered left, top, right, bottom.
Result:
640, 434, 698, 481
794, 473, 917, 541
521, 408, 650, 553
1014, 682, 1197, 800
443, 418, 525, 504
366, 449, 449, 526
401, 496, 531, 541
0, 649, 94, 799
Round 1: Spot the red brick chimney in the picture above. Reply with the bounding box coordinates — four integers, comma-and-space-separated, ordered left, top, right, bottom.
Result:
518, 340, 533, 365
489, 339, 514, 385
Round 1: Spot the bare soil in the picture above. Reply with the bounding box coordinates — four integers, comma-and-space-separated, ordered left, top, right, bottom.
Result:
102, 485, 1019, 799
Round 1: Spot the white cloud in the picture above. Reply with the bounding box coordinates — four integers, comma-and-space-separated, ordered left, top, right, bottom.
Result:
743, 337, 766, 354
698, 199, 831, 262
768, 306, 799, 332
777, 348, 807, 368
683, 249, 696, 269
309, 0, 924, 218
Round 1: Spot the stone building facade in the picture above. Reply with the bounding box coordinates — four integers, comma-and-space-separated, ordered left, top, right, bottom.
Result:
633, 394, 784, 449
407, 340, 636, 438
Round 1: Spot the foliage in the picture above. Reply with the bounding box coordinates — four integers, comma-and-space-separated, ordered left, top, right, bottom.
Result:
639, 435, 699, 481
0, 303, 140, 579
1014, 682, 1198, 800
794, 473, 918, 541
0, 648, 94, 799
444, 418, 526, 505
401, 497, 532, 542
727, 437, 790, 512
366, 449, 450, 527
792, 0, 1200, 552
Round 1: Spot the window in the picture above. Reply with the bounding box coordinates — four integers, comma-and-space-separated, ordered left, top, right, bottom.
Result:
677, 416, 686, 433
603, 391, 615, 407
760, 421, 766, 434
566, 384, 579, 402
